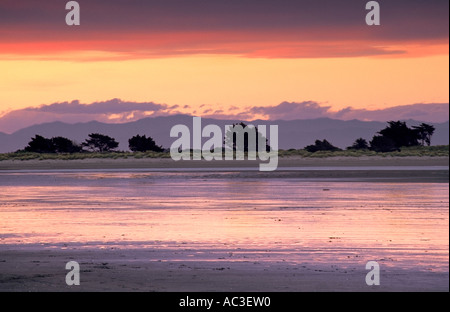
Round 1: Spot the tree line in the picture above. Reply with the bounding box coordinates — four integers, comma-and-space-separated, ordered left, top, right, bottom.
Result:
218, 120, 437, 153
22, 133, 163, 154
305, 121, 436, 153
20, 120, 436, 154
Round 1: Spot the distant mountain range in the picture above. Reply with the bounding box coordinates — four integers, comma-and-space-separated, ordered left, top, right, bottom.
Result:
0, 115, 448, 153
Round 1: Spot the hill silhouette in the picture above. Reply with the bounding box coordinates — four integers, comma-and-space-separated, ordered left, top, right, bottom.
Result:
0, 115, 448, 153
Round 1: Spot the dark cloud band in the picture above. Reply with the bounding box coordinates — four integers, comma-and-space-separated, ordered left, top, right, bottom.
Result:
0, 99, 448, 134
0, 0, 447, 58
25, 99, 166, 115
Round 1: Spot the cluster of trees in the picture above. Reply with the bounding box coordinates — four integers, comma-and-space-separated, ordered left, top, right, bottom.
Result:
305, 139, 340, 153
22, 120, 437, 155
305, 121, 436, 153
23, 133, 163, 154
25, 135, 83, 154
224, 122, 271, 152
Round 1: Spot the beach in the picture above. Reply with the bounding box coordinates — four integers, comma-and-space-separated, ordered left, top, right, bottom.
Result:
0, 156, 448, 182
1, 246, 448, 292
0, 156, 448, 292
1, 155, 448, 170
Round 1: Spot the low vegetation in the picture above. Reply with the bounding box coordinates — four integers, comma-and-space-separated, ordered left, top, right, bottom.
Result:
0, 120, 447, 161
278, 145, 449, 158
0, 145, 448, 162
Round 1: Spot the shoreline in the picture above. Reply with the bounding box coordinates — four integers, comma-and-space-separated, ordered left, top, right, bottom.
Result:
0, 156, 448, 182
0, 155, 448, 169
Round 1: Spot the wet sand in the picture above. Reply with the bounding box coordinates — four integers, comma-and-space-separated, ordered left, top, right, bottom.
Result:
0, 156, 448, 292
0, 156, 448, 182
1, 156, 448, 170
1, 245, 448, 292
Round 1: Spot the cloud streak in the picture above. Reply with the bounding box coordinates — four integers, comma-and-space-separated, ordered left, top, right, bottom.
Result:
0, 99, 447, 134
0, 0, 447, 59
249, 101, 450, 123
0, 99, 177, 133
25, 99, 166, 115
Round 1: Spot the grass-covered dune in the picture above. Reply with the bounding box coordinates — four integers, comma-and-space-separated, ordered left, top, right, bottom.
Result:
0, 145, 448, 161
278, 145, 449, 158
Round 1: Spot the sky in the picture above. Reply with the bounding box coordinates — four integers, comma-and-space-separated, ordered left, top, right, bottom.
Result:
0, 0, 448, 133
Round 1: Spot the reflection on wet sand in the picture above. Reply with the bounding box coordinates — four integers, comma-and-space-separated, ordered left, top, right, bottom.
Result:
0, 172, 448, 273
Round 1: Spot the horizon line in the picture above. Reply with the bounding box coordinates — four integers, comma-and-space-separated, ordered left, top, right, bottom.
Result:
2, 114, 449, 136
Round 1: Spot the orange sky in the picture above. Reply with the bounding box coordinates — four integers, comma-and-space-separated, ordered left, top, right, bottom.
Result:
1, 50, 448, 115
0, 0, 448, 119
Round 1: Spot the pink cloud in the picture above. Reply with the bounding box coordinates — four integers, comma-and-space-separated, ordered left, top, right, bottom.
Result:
250, 102, 449, 123
0, 100, 448, 134
0, 0, 447, 59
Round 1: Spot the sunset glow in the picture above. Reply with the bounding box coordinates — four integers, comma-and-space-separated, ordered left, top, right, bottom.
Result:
0, 0, 448, 129
0, 1, 449, 294
1, 54, 448, 114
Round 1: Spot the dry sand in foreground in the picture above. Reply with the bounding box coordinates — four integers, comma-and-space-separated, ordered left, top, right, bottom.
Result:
0, 246, 448, 292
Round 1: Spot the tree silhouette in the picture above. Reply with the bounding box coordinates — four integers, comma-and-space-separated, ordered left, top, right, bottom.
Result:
24, 135, 81, 153
369, 135, 397, 152
52, 137, 82, 153
377, 121, 419, 148
305, 139, 341, 153
224, 122, 270, 153
82, 133, 119, 152
347, 138, 369, 150
412, 123, 435, 146
128, 135, 163, 152
25, 135, 55, 153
